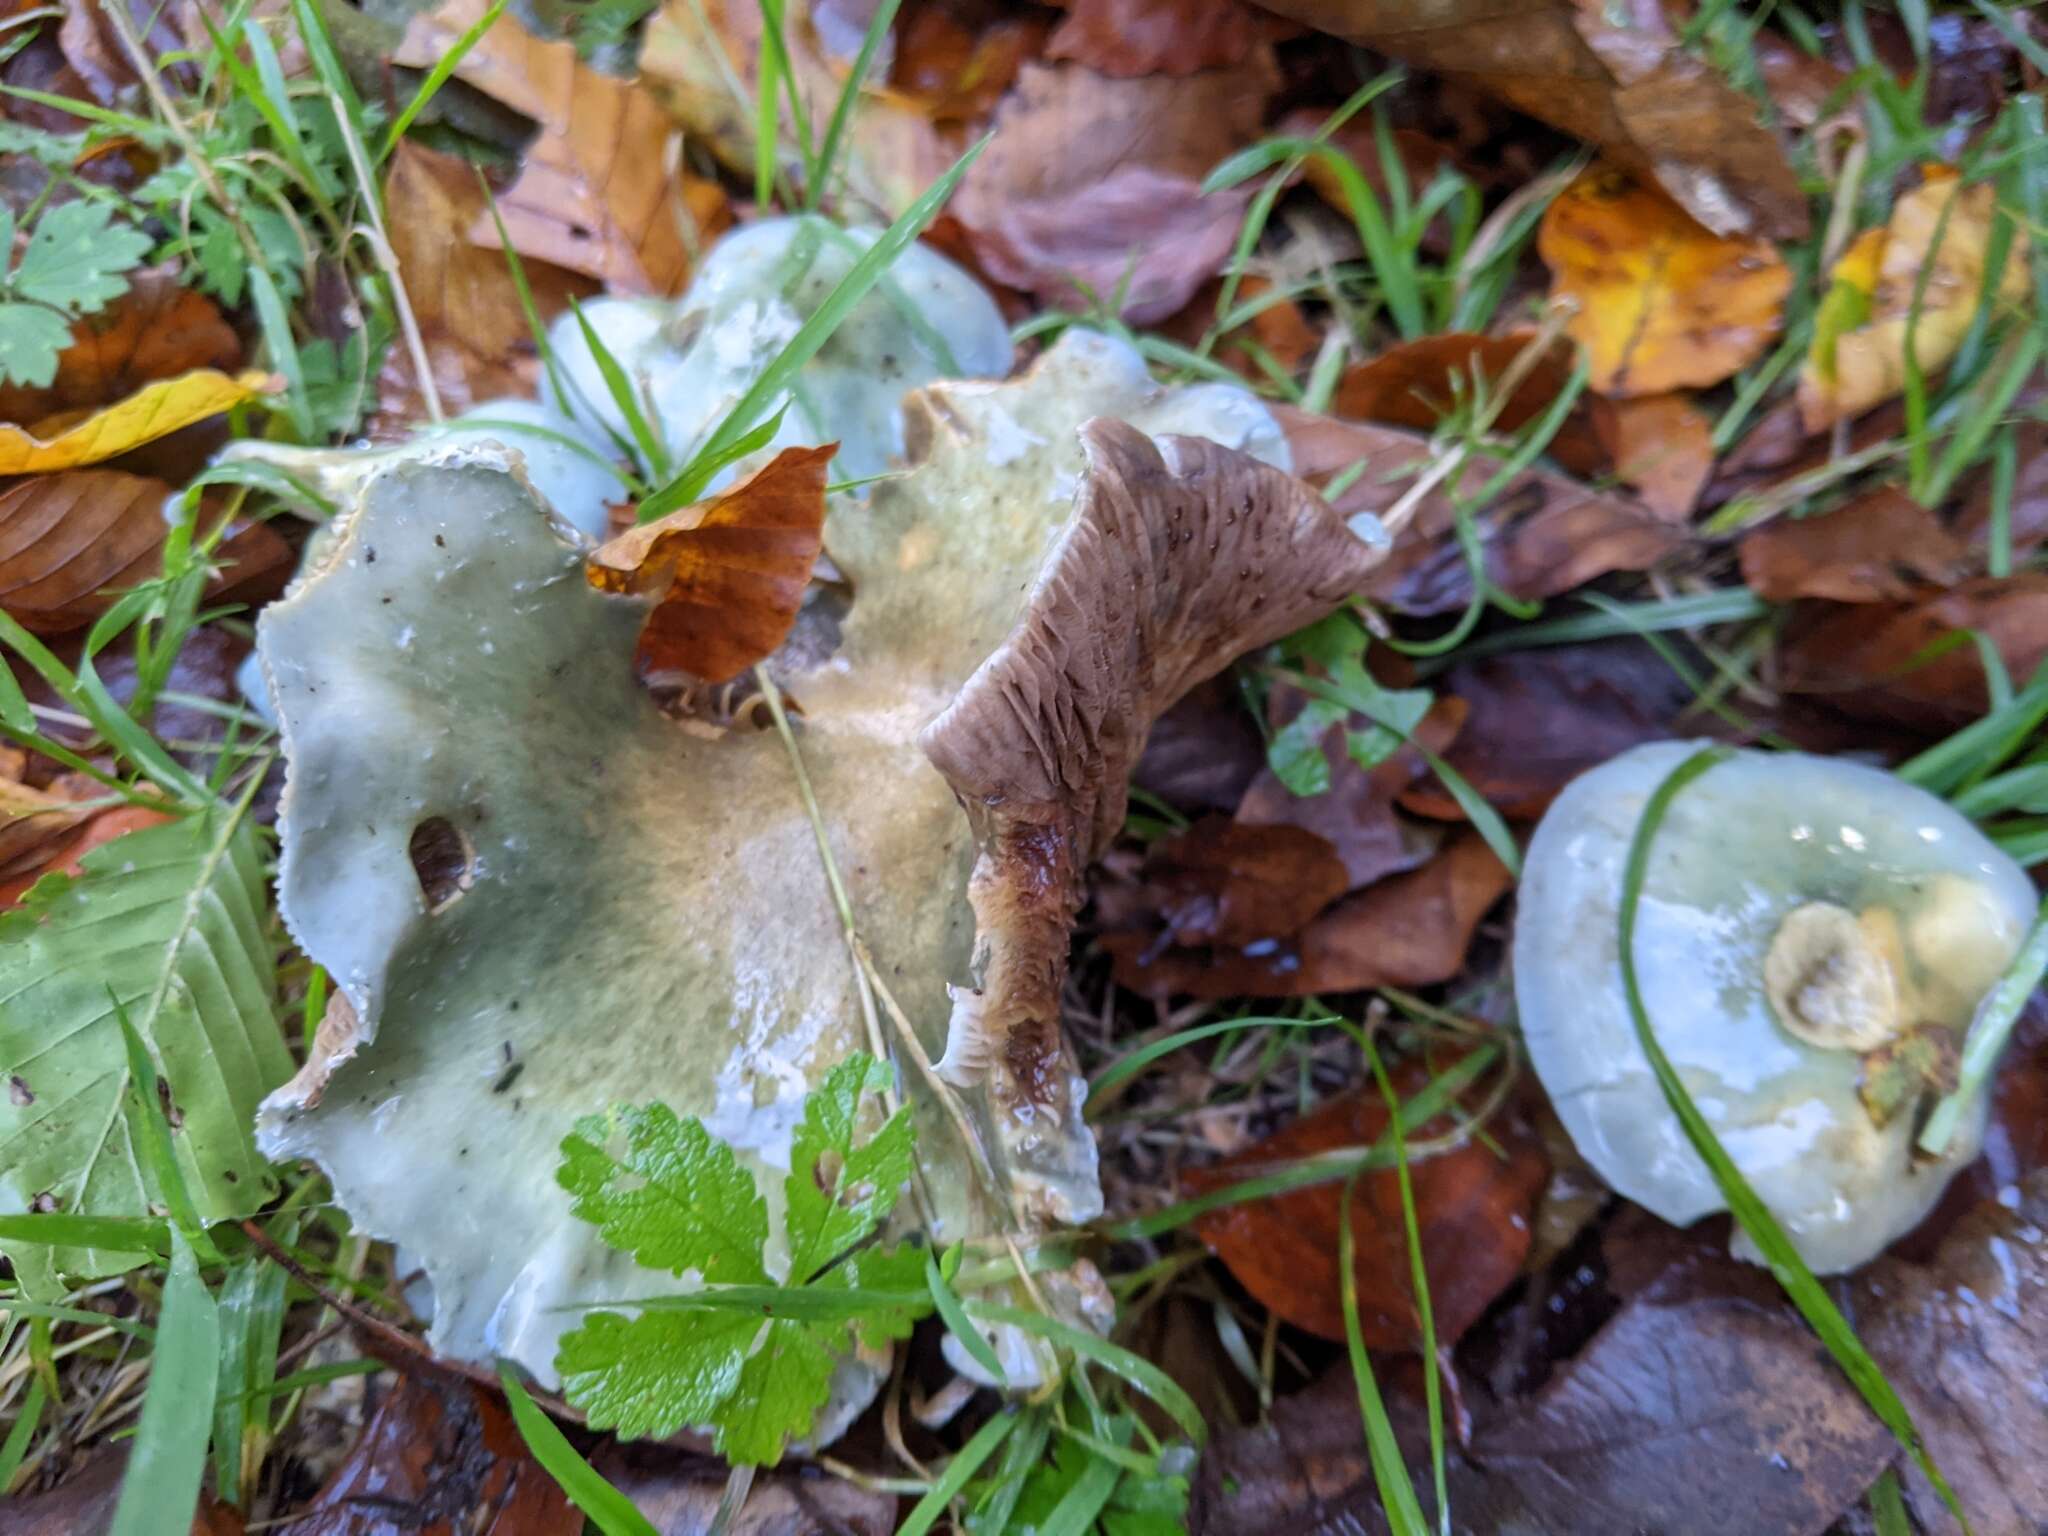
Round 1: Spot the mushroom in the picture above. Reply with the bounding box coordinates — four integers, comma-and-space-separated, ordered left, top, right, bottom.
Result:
1515, 741, 2034, 1272
243, 329, 1379, 1435
545, 214, 1014, 485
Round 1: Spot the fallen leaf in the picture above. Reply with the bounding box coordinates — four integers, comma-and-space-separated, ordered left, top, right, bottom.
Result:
0, 470, 292, 634
1094, 817, 1350, 953
0, 368, 273, 473
0, 267, 239, 426
394, 0, 711, 295
0, 1442, 249, 1535
290, 1371, 579, 1536
1242, 0, 1809, 240
1277, 405, 1683, 617
1799, 169, 2032, 430
374, 140, 602, 431
1110, 829, 1512, 998
891, 0, 1050, 122
1045, 0, 1266, 78
1539, 169, 1791, 396
1857, 1172, 2048, 1535
1186, 1050, 1546, 1347
952, 58, 1278, 324
1397, 639, 1699, 821
1777, 574, 2048, 731
593, 1443, 898, 1535
1275, 107, 1461, 251
1739, 486, 1969, 603
1955, 420, 2048, 563
1596, 391, 1714, 520
1157, 275, 1321, 385
0, 801, 171, 907
1331, 330, 1609, 479
586, 444, 831, 683
1131, 675, 1268, 813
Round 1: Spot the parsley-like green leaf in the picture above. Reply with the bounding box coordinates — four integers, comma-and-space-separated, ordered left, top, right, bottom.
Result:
557, 1102, 769, 1284
0, 302, 77, 389
11, 201, 151, 314
556, 1307, 757, 1441
784, 1054, 915, 1281
1265, 696, 1345, 796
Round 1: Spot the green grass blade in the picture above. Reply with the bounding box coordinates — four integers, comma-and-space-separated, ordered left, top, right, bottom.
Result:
380, 0, 509, 161
895, 1409, 1018, 1536
499, 1365, 659, 1536
568, 298, 670, 481
927, 1251, 1007, 1385
1087, 1014, 1336, 1109
1038, 1446, 1121, 1536
1619, 746, 1970, 1532
639, 135, 989, 520
1338, 1167, 1430, 1536
806, 0, 904, 212
0, 1213, 170, 1253
1919, 896, 2048, 1155
108, 1230, 220, 1536
965, 1303, 1204, 1443
0, 1376, 44, 1487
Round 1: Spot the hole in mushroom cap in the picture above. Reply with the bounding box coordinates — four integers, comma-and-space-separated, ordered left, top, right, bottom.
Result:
409, 817, 475, 914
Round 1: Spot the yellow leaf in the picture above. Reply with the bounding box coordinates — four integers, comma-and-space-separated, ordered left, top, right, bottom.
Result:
0, 368, 275, 474
1538, 169, 1791, 397
1798, 170, 2031, 430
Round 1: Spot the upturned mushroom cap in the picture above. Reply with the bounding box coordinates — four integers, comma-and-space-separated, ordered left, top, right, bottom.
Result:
1515, 741, 2033, 1272
247, 329, 1375, 1421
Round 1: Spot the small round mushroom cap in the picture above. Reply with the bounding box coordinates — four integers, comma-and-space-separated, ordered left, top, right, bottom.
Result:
1514, 741, 2033, 1272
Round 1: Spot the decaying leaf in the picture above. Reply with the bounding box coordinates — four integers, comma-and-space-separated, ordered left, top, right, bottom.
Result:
1540, 170, 1791, 396
587, 444, 831, 682
891, 0, 1050, 123
1044, 0, 1267, 78
1093, 817, 1350, 952
594, 1443, 898, 1535
1242, 0, 1809, 240
951, 58, 1278, 324
1798, 169, 2032, 430
0, 368, 273, 473
1597, 392, 1715, 520
0, 795, 168, 908
0, 267, 239, 427
1739, 486, 1969, 603
1186, 1054, 1546, 1348
393, 0, 711, 294
243, 329, 1369, 1395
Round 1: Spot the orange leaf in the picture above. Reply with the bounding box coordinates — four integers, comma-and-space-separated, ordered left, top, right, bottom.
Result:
585, 445, 832, 682
1540, 169, 1791, 396
0, 803, 172, 908
0, 267, 239, 426
1596, 391, 1715, 520
394, 0, 725, 296
0, 368, 273, 473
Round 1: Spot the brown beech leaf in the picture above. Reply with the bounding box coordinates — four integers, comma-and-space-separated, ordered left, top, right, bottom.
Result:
0, 1442, 247, 1535
1244, 0, 1808, 240
1187, 1051, 1547, 1347
1956, 420, 2048, 563
394, 0, 711, 294
592, 1443, 898, 1535
586, 445, 831, 683
951, 57, 1278, 324
0, 267, 238, 427
1045, 0, 1265, 76
892, 0, 1052, 122
1857, 1172, 2048, 1535
1095, 816, 1349, 951
0, 471, 290, 635
1739, 486, 1969, 603
1110, 830, 1511, 999
1131, 675, 1268, 813
1777, 575, 2048, 731
374, 140, 602, 431
1237, 689, 1463, 888
0, 802, 171, 907
1597, 391, 1714, 520
1540, 169, 1792, 396
290, 1371, 579, 1536
1398, 640, 1697, 821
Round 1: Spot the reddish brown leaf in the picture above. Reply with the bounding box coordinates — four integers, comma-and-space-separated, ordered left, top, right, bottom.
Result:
291, 1372, 579, 1536
1045, 0, 1265, 76
1245, 0, 1808, 240
0, 802, 171, 907
592, 1444, 897, 1535
1110, 830, 1512, 999
892, 0, 1051, 121
1096, 816, 1349, 953
586, 445, 831, 683
0, 1444, 247, 1535
1956, 419, 2048, 564
952, 57, 1278, 324
1739, 486, 1969, 603
1596, 392, 1715, 521
1188, 1050, 1546, 1347
1776, 575, 2048, 731
1130, 675, 1268, 813
0, 268, 239, 427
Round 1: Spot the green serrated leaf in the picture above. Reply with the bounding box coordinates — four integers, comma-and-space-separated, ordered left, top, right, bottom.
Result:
1265, 696, 1344, 796
557, 1102, 770, 1284
0, 808, 291, 1297
556, 1307, 758, 1440
1341, 687, 1431, 771
783, 1054, 913, 1281
715, 1317, 837, 1465
0, 301, 74, 387
824, 1240, 928, 1348
11, 201, 150, 315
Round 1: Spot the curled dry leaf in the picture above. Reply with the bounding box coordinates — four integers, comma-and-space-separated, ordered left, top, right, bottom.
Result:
1044, 0, 1266, 77
586, 444, 831, 683
1185, 1052, 1546, 1348
1777, 574, 2048, 731
1799, 169, 2031, 430
952, 58, 1278, 324
242, 330, 1358, 1394
1739, 486, 1969, 603
1596, 392, 1715, 521
0, 368, 273, 473
1539, 170, 1791, 396
1242, 0, 1808, 240
394, 0, 712, 295
0, 267, 238, 427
